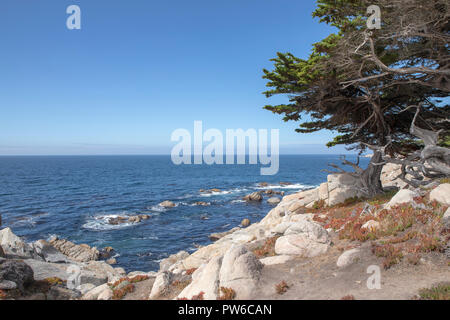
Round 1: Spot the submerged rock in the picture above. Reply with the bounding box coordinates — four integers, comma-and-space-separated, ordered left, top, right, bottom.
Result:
243, 192, 263, 202
159, 200, 176, 208
240, 219, 251, 227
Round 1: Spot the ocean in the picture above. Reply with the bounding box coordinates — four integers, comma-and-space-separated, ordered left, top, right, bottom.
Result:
0, 155, 369, 272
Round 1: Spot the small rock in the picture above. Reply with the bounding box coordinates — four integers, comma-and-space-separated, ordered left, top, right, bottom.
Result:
0, 280, 17, 290
127, 216, 141, 223
194, 201, 210, 206
106, 258, 117, 265
243, 192, 263, 202
159, 201, 176, 208
160, 251, 190, 272
361, 220, 380, 232
47, 286, 81, 300
267, 197, 281, 205
337, 248, 361, 268
240, 219, 251, 227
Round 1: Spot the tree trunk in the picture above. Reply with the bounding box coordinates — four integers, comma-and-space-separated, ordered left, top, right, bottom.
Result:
359, 150, 384, 197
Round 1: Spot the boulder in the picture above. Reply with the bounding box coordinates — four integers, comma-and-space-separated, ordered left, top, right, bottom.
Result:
48, 237, 99, 262
0, 228, 36, 259
381, 163, 408, 189
274, 220, 330, 257
33, 240, 71, 263
178, 256, 222, 300
336, 248, 361, 268
82, 283, 110, 300
430, 184, 450, 206
159, 201, 176, 208
240, 219, 251, 227
97, 287, 113, 300
219, 245, 263, 300
327, 174, 365, 206
149, 272, 171, 299
267, 197, 281, 205
243, 192, 263, 202
385, 189, 419, 209
23, 259, 71, 281
83, 260, 123, 283
79, 270, 108, 287
0, 258, 34, 291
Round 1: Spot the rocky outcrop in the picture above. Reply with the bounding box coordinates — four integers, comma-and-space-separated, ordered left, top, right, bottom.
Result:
48, 236, 99, 262
177, 245, 263, 300
149, 272, 171, 299
178, 256, 222, 300
33, 240, 72, 263
0, 258, 34, 291
430, 184, 450, 206
0, 228, 37, 259
209, 227, 241, 242
159, 251, 190, 272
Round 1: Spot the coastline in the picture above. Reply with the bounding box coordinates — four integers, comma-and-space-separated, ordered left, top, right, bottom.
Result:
1, 163, 449, 300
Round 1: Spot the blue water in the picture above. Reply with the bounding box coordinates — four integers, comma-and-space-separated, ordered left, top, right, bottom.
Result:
0, 155, 369, 272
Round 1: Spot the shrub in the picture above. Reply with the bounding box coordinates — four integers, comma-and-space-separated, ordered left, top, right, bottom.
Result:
372, 244, 403, 269
275, 281, 290, 295
253, 236, 280, 258
418, 283, 450, 300
112, 283, 135, 300
186, 268, 197, 275
218, 287, 236, 300
341, 295, 355, 300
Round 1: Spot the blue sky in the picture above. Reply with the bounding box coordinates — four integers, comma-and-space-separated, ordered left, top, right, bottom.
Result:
0, 0, 352, 155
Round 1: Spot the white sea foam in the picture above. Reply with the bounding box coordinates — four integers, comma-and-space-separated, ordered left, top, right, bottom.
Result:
82, 213, 138, 231
254, 183, 314, 190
